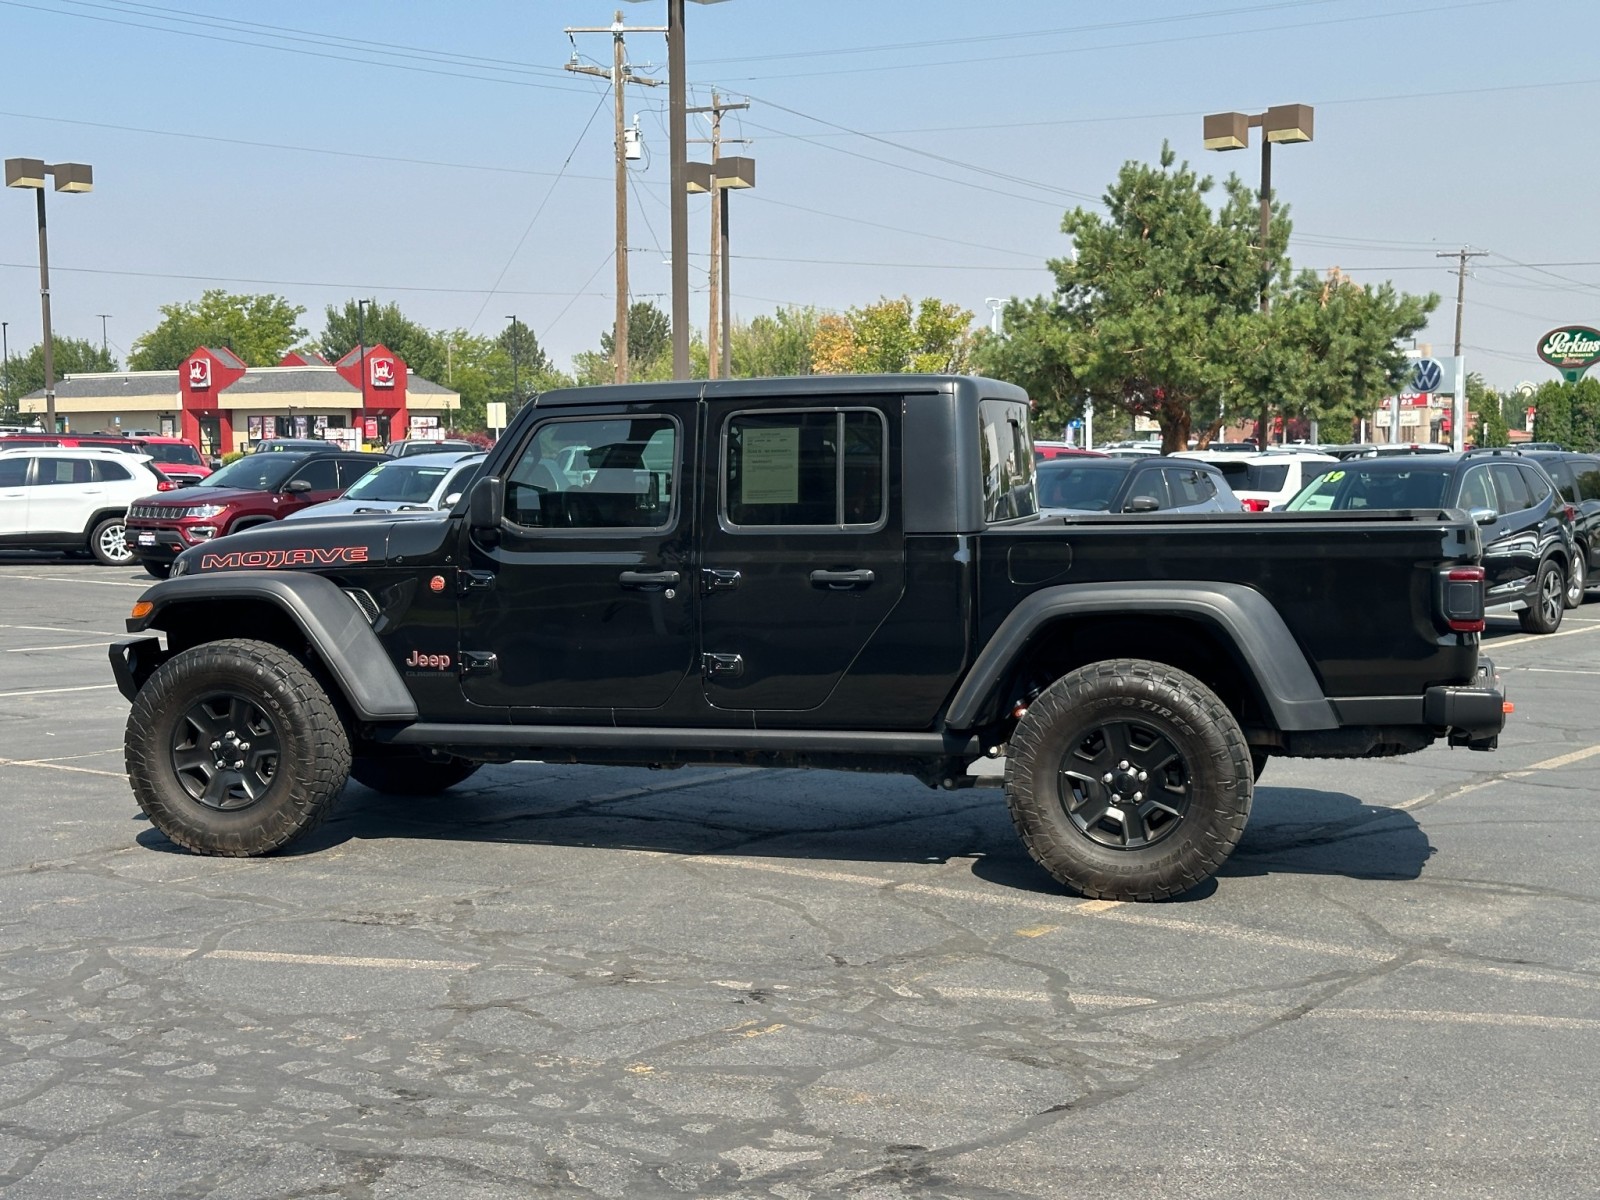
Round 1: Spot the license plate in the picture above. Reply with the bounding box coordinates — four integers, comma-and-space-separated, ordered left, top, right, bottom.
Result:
137, 532, 156, 546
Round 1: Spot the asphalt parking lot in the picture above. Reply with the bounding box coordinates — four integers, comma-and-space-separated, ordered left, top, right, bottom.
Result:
1, 555, 1597, 1199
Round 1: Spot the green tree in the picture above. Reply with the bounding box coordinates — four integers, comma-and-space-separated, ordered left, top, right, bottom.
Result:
1532, 379, 1573, 446
128, 290, 306, 368
599, 301, 672, 376
1569, 376, 1600, 452
3, 336, 118, 418
318, 299, 440, 377
1467, 372, 1507, 448
977, 145, 1436, 452
729, 306, 821, 378
810, 296, 977, 375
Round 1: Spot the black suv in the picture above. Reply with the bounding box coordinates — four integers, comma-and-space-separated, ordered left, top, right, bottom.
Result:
1507, 450, 1600, 608
1286, 451, 1576, 633
1036, 456, 1242, 514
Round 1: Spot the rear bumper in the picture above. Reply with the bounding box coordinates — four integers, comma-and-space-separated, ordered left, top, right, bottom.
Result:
1425, 656, 1506, 748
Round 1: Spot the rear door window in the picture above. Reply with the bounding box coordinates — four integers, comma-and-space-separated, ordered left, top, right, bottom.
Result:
92, 459, 132, 482
1575, 458, 1600, 501
1517, 463, 1554, 508
1544, 460, 1577, 503
1489, 462, 1533, 513
723, 409, 885, 529
1163, 467, 1212, 507
37, 457, 95, 485
337, 458, 381, 489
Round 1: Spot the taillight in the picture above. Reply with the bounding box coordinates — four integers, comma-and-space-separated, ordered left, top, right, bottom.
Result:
156, 479, 178, 491
1240, 498, 1270, 512
1564, 503, 1577, 523
1444, 566, 1485, 633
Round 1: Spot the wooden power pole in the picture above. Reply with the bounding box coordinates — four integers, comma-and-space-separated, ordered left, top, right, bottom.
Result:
565, 12, 662, 384
1437, 247, 1489, 358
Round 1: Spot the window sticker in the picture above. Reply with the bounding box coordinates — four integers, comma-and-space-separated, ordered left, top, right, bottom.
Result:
741, 425, 800, 505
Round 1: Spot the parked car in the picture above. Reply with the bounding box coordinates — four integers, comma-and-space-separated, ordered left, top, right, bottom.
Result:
1322, 442, 1453, 460
284, 452, 484, 521
384, 438, 480, 458
132, 435, 213, 484
1178, 450, 1340, 512
125, 450, 389, 578
1481, 449, 1600, 608
0, 445, 177, 565
1035, 455, 1244, 514
1284, 453, 1575, 633
244, 437, 334, 454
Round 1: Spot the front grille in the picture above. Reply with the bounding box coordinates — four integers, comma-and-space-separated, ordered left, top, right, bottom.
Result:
128, 503, 174, 520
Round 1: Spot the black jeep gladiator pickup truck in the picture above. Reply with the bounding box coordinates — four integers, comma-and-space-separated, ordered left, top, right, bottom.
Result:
109, 375, 1505, 900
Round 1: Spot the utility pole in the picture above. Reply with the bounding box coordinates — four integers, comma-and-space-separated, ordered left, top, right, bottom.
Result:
566, 12, 663, 384
95, 313, 111, 359
1437, 247, 1489, 357
688, 93, 749, 379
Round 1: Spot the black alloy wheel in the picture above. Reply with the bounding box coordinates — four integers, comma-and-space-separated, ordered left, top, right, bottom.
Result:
1004, 658, 1253, 901
170, 692, 282, 811
1518, 559, 1565, 634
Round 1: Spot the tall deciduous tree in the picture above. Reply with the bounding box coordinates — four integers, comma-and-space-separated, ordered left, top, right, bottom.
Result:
1532, 379, 1573, 446
128, 291, 306, 369
978, 145, 1436, 452
600, 301, 672, 374
1567, 376, 1600, 452
729, 307, 821, 378
809, 296, 977, 375
318, 299, 439, 376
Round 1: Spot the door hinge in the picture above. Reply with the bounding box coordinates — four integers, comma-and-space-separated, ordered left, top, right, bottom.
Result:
459, 651, 498, 676
701, 652, 744, 678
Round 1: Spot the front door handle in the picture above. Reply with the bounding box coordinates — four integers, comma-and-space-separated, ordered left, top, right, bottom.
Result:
809, 568, 875, 590
619, 569, 681, 590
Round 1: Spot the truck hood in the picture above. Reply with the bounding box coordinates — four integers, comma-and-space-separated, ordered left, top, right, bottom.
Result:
282, 498, 439, 521
170, 510, 455, 577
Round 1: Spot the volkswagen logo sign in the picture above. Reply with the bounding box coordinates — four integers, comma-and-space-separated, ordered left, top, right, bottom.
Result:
1410, 358, 1444, 394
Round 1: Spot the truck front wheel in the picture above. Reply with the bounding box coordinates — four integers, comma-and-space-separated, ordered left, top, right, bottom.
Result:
125, 638, 351, 856
1004, 659, 1253, 901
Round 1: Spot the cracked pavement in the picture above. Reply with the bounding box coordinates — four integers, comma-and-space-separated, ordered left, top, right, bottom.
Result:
0, 559, 1598, 1197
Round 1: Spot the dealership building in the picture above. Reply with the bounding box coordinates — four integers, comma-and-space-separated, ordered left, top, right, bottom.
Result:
21, 345, 460, 455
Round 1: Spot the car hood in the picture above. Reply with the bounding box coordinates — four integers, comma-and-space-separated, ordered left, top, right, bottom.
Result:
134, 484, 258, 508
283, 499, 437, 520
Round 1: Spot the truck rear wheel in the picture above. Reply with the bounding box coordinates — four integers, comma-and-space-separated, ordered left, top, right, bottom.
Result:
125, 638, 351, 856
350, 754, 480, 795
1004, 659, 1253, 901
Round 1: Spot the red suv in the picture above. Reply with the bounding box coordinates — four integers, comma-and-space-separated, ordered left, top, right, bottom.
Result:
125, 450, 388, 578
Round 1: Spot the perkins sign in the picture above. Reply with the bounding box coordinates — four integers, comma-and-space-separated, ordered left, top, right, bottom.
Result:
1537, 326, 1600, 382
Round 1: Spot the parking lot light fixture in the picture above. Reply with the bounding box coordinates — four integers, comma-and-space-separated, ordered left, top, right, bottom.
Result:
6, 157, 94, 435
1200, 107, 1313, 443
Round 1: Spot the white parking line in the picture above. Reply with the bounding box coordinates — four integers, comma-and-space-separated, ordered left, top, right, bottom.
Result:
4, 642, 114, 653
118, 946, 477, 971
4, 574, 146, 588
1489, 624, 1600, 649
0, 624, 126, 636
0, 756, 126, 778
0, 683, 119, 698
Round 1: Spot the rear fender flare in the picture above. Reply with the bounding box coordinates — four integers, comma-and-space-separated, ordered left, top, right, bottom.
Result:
127, 571, 418, 723
945, 581, 1337, 733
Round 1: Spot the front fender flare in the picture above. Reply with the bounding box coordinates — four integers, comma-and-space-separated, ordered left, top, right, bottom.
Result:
944, 581, 1337, 733
124, 572, 418, 723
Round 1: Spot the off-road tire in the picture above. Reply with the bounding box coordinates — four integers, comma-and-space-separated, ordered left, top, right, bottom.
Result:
90, 516, 133, 566
125, 638, 351, 856
1004, 658, 1253, 901
141, 561, 171, 580
1565, 551, 1587, 610
350, 755, 481, 795
1518, 559, 1565, 634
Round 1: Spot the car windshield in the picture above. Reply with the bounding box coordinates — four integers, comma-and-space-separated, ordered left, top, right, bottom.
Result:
141, 442, 203, 466
203, 454, 306, 491
1286, 466, 1454, 511
344, 462, 453, 503
1036, 463, 1130, 510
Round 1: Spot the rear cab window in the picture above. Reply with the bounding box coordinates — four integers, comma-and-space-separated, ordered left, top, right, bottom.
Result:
978, 398, 1036, 522
722, 408, 885, 529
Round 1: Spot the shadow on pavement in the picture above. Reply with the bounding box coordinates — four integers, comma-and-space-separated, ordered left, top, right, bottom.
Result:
135, 770, 1435, 898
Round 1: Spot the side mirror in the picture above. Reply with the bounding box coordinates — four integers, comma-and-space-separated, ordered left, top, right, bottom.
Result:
1469, 506, 1498, 526
208, 458, 222, 471
442, 492, 462, 509
282, 478, 313, 494
1124, 495, 1162, 513
469, 476, 505, 532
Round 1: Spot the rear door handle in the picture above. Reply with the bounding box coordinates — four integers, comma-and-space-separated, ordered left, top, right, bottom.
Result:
619, 569, 681, 590
809, 568, 875, 590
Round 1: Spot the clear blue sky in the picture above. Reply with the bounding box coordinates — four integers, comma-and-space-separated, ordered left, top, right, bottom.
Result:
0, 0, 1591, 390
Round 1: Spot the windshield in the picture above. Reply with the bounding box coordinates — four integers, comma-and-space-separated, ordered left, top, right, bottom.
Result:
141, 442, 203, 466
344, 462, 453, 503
1037, 463, 1128, 510
203, 454, 306, 491
1287, 466, 1454, 511
1216, 461, 1290, 491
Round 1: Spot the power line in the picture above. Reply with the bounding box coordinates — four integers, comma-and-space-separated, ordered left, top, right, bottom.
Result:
0, 260, 610, 297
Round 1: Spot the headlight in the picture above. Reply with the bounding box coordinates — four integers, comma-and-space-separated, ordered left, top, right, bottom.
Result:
185, 504, 225, 519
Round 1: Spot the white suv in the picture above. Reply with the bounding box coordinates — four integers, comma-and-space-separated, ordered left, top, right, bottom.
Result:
1176, 450, 1340, 511
0, 447, 173, 565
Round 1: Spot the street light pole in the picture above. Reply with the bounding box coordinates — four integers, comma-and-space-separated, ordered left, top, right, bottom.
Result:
356, 298, 370, 447
1202, 105, 1313, 445
1, 321, 8, 417
506, 316, 521, 415
96, 313, 111, 359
